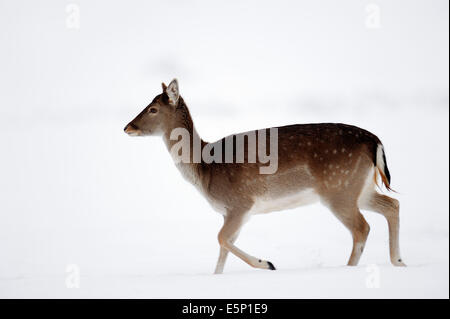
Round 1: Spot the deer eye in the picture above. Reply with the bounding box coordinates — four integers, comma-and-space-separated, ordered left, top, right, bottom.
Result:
149, 108, 158, 114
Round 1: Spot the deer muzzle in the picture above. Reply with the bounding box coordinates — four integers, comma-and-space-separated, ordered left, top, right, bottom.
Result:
124, 123, 141, 136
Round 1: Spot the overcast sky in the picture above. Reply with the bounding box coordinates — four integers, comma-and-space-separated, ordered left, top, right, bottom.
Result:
0, 0, 448, 118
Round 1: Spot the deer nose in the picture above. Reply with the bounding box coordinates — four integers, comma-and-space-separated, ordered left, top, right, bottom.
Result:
124, 123, 138, 133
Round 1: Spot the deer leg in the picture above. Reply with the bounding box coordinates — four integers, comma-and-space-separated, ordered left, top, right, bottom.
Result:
347, 212, 370, 266
327, 201, 370, 266
214, 226, 240, 274
214, 247, 229, 275
360, 192, 406, 266
216, 212, 276, 273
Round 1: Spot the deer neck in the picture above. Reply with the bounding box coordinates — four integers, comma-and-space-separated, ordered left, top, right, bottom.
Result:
162, 98, 206, 187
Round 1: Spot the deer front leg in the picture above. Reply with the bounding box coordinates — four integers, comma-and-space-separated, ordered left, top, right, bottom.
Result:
214, 247, 229, 274
216, 211, 276, 274
214, 229, 240, 274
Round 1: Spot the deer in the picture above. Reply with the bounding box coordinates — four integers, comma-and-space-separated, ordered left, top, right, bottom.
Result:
124, 79, 406, 274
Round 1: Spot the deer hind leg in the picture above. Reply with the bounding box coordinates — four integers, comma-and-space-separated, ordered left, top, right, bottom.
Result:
360, 192, 406, 266
326, 199, 370, 266
216, 211, 276, 274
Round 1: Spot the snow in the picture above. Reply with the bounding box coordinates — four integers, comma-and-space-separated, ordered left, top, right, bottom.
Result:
0, 0, 448, 298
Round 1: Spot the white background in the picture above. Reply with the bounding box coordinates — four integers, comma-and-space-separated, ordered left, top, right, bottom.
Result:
0, 0, 448, 298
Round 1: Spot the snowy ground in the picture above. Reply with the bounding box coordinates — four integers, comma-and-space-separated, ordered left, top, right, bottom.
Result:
0, 0, 448, 298
0, 106, 448, 299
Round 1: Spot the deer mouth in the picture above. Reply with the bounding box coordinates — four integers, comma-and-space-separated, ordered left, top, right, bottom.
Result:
124, 124, 142, 136
126, 130, 141, 136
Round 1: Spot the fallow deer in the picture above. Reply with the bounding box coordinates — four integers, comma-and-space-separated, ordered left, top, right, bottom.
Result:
124, 79, 406, 274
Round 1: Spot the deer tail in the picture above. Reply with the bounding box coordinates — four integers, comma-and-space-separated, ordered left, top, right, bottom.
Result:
375, 144, 395, 192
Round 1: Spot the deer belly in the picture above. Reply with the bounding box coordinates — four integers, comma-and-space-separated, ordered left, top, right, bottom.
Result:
250, 188, 319, 214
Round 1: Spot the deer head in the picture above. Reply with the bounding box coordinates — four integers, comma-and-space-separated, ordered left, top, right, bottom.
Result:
124, 79, 180, 136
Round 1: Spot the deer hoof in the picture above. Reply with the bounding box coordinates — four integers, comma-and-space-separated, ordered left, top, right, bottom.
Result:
393, 259, 407, 267
267, 261, 276, 270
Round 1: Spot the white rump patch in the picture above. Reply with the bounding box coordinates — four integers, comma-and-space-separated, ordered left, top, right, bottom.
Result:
376, 144, 385, 173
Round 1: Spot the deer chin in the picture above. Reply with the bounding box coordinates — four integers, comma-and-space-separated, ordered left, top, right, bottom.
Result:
125, 129, 143, 136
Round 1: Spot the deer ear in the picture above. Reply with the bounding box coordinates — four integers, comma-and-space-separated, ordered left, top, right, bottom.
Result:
166, 79, 179, 106
161, 82, 167, 92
